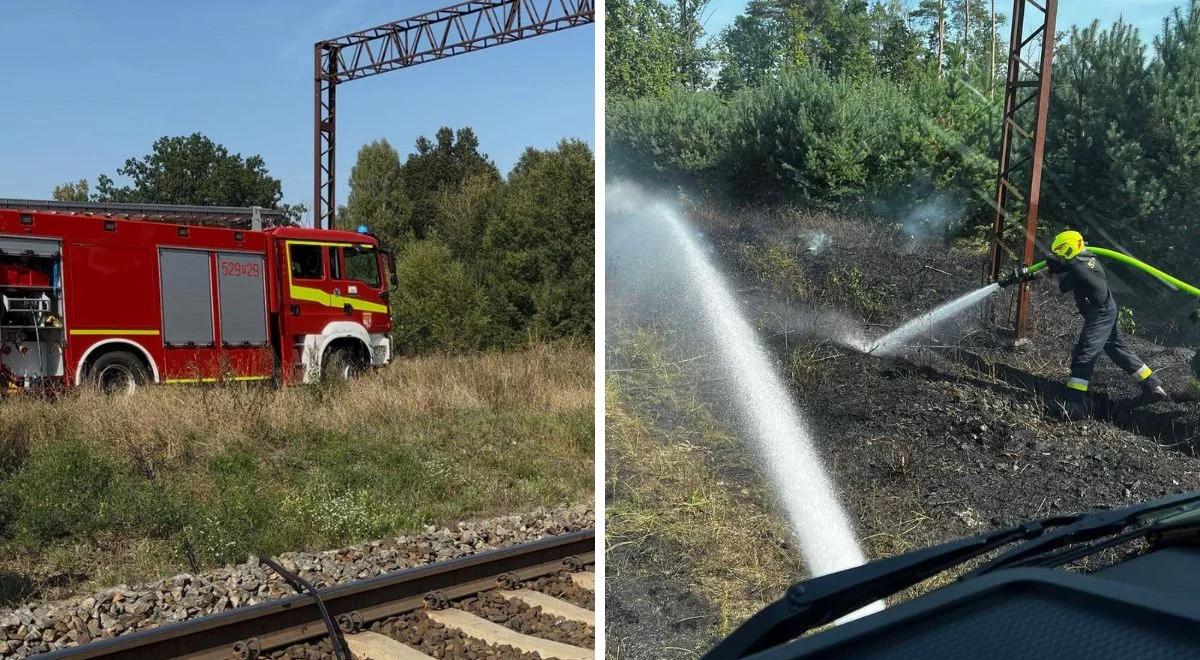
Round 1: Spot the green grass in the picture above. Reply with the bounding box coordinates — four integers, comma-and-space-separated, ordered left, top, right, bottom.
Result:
0, 343, 593, 605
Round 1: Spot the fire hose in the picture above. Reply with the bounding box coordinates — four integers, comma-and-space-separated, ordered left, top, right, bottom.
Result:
998, 247, 1200, 301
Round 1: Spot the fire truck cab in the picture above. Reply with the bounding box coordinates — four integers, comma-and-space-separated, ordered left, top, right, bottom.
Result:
0, 200, 394, 391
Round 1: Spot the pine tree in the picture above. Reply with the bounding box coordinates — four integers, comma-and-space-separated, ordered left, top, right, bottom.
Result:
911, 0, 948, 77
871, 1, 923, 83
945, 0, 995, 76
716, 0, 790, 92
1145, 0, 1200, 275
821, 0, 875, 78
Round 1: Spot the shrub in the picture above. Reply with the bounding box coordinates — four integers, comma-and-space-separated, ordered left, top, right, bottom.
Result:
608, 68, 1000, 237
607, 88, 731, 183
390, 240, 489, 354
721, 71, 936, 204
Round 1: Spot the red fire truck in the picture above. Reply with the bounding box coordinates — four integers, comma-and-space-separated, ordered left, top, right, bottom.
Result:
0, 199, 394, 392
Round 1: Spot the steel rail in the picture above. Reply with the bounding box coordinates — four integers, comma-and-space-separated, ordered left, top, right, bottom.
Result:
41, 529, 594, 660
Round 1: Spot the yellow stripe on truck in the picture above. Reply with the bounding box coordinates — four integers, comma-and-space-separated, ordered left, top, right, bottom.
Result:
69, 329, 161, 336
165, 375, 271, 384
289, 283, 388, 314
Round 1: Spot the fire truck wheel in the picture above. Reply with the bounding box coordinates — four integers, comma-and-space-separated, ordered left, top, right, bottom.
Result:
88, 351, 151, 394
322, 345, 364, 383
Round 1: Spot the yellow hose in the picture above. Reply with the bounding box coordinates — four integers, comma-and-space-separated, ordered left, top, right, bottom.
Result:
1088, 247, 1200, 298
1022, 249, 1198, 298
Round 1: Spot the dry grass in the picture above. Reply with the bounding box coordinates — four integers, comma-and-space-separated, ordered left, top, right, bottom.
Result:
0, 342, 591, 467
606, 332, 804, 642
0, 342, 593, 605
606, 331, 976, 651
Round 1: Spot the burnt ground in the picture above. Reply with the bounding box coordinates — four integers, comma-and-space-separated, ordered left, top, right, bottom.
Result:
605, 205, 1200, 658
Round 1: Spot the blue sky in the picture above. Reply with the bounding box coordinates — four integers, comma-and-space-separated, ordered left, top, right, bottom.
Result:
701, 0, 1182, 46
0, 1, 594, 222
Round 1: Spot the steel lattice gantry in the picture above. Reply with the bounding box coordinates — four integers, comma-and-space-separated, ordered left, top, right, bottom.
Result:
313, 0, 595, 230
987, 0, 1058, 341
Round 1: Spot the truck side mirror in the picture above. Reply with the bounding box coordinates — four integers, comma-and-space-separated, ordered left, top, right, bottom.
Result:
383, 249, 398, 288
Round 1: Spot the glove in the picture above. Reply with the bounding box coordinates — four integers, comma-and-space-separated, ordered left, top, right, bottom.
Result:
998, 266, 1035, 288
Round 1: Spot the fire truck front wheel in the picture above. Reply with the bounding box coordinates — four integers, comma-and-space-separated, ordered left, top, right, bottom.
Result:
87, 351, 151, 394
322, 345, 365, 383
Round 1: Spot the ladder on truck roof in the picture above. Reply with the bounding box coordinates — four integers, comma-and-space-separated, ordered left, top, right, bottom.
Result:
0, 198, 289, 230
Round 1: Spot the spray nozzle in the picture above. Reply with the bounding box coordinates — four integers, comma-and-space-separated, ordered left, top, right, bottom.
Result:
997, 260, 1049, 288
998, 267, 1029, 288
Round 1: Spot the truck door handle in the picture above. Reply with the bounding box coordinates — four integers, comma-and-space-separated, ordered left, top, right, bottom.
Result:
343, 304, 353, 316
290, 304, 300, 316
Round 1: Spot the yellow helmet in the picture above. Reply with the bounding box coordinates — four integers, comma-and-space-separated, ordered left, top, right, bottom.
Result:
1051, 230, 1085, 259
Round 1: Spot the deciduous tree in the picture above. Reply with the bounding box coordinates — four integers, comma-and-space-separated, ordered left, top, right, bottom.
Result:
607, 0, 680, 98
51, 179, 89, 202
401, 127, 499, 240
343, 139, 412, 251
94, 133, 282, 208
484, 139, 595, 341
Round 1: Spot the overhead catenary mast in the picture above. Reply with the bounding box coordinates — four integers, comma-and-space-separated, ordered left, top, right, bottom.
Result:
987, 0, 1059, 342
312, 0, 595, 230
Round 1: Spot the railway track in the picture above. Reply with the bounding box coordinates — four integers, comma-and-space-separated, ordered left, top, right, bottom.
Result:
39, 530, 595, 660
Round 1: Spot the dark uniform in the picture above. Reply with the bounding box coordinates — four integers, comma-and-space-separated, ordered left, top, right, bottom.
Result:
1047, 250, 1162, 406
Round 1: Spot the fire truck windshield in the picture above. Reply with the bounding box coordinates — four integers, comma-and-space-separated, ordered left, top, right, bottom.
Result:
345, 245, 380, 288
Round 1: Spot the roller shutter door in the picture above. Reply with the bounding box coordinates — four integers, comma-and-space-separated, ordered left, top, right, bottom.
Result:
216, 252, 267, 346
159, 249, 214, 347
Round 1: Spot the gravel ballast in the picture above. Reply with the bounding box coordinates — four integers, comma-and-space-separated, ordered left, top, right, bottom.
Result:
524, 573, 595, 609
0, 505, 593, 658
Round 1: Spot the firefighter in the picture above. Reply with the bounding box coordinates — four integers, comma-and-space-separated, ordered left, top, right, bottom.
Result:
1040, 230, 1169, 418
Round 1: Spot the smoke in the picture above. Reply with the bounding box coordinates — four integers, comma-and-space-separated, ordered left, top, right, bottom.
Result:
898, 191, 966, 241
868, 179, 968, 244
736, 289, 873, 353
805, 230, 832, 254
